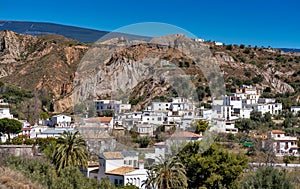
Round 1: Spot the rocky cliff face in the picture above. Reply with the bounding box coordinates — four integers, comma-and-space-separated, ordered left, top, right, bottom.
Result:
0, 31, 298, 114
71, 35, 211, 111
0, 30, 88, 112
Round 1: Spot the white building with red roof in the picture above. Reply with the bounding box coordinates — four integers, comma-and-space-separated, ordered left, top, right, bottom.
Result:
90, 151, 148, 188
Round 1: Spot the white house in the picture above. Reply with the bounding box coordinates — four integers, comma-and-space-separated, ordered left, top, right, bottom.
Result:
232, 85, 258, 95
199, 108, 213, 120
224, 96, 242, 110
150, 102, 170, 112
248, 103, 282, 115
132, 112, 143, 120
141, 111, 165, 125
238, 108, 252, 119
95, 152, 148, 189
36, 127, 75, 138
213, 105, 232, 121
122, 151, 139, 168
46, 114, 72, 127
0, 106, 13, 119
95, 100, 131, 114
166, 115, 182, 125
168, 131, 202, 143
223, 121, 238, 134
194, 38, 204, 42
214, 42, 223, 46
209, 119, 238, 134
269, 130, 299, 156
134, 124, 154, 137
166, 131, 202, 154
258, 98, 276, 104
144, 142, 167, 164
27, 126, 49, 139
291, 106, 300, 115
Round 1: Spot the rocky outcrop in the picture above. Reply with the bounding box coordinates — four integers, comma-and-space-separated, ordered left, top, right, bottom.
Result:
213, 51, 294, 94
0, 30, 88, 112
71, 35, 210, 111
0, 30, 35, 63
0, 31, 298, 113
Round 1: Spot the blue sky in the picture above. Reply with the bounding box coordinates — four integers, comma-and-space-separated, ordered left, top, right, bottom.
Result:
1, 0, 300, 48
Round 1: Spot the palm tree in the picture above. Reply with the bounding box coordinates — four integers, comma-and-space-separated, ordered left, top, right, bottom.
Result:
144, 156, 188, 189
142, 169, 156, 189
53, 130, 88, 172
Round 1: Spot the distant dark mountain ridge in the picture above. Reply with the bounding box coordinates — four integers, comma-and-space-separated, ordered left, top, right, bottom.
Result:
0, 20, 151, 43
279, 48, 300, 53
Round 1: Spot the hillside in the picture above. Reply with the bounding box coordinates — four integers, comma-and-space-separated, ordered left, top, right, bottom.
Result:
0, 30, 300, 117
73, 35, 300, 111
0, 30, 88, 114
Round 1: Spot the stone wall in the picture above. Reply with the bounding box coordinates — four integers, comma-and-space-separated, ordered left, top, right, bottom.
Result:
0, 145, 34, 158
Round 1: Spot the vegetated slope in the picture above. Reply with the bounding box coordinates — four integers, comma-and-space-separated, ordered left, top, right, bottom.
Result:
211, 44, 300, 93
1, 30, 300, 114
73, 34, 300, 111
0, 166, 42, 189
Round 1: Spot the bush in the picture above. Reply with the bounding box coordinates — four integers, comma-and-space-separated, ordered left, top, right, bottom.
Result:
243, 48, 251, 54
240, 167, 294, 189
226, 45, 233, 50
0, 156, 101, 189
244, 71, 251, 77
184, 62, 190, 67
263, 87, 271, 93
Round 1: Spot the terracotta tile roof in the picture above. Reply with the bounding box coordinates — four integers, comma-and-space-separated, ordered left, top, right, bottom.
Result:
271, 130, 285, 134
172, 131, 202, 138
101, 152, 123, 159
106, 166, 136, 175
21, 127, 31, 131
84, 117, 113, 123
99, 117, 113, 122
85, 117, 99, 123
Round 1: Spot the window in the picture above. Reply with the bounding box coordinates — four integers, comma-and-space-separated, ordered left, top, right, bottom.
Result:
119, 180, 123, 185
134, 160, 137, 167
114, 179, 118, 185
285, 142, 288, 149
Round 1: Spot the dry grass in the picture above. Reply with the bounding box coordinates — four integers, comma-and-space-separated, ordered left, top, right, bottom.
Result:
0, 166, 43, 189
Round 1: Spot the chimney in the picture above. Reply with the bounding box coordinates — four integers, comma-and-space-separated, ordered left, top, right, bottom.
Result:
138, 160, 144, 169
